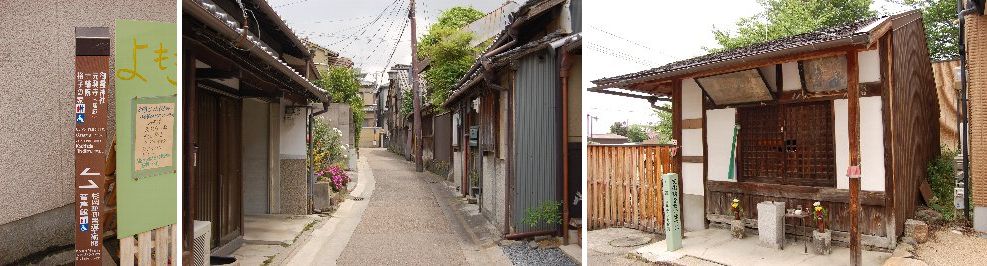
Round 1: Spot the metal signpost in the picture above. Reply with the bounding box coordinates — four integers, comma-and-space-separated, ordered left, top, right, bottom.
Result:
663, 173, 682, 251
74, 27, 111, 265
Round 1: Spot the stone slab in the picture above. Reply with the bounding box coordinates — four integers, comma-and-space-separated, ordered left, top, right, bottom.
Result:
757, 201, 786, 249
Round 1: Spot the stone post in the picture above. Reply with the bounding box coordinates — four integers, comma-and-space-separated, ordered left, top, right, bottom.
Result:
757, 201, 785, 249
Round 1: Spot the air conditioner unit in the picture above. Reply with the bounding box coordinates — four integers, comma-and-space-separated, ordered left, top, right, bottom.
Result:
192, 220, 212, 266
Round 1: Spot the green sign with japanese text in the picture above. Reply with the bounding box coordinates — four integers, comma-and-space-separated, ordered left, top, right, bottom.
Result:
115, 20, 177, 238
663, 173, 682, 251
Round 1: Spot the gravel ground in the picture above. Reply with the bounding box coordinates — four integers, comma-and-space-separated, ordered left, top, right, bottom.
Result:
500, 243, 578, 266
336, 149, 468, 265
914, 229, 987, 265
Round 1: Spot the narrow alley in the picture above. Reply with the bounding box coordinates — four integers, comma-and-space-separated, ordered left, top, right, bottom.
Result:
335, 149, 473, 265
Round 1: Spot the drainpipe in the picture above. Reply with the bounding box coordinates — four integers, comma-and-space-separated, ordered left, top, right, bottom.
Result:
307, 101, 330, 213
959, 0, 978, 221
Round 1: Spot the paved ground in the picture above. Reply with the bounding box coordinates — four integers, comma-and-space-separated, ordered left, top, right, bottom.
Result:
588, 228, 664, 266
335, 149, 473, 265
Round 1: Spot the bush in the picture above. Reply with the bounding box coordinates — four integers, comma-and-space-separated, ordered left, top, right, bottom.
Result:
927, 146, 958, 220
311, 118, 347, 176
522, 200, 562, 228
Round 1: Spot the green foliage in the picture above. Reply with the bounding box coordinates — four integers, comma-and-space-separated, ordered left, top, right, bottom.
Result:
315, 66, 365, 147
927, 146, 958, 220
400, 89, 413, 117
650, 106, 674, 144
902, 0, 960, 60
419, 7, 485, 107
609, 122, 629, 136
626, 124, 649, 143
711, 0, 875, 51
522, 200, 563, 228
311, 118, 346, 179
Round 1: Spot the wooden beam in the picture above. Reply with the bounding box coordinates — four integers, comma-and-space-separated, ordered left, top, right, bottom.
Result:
682, 118, 702, 129
195, 68, 239, 79
706, 181, 886, 206
673, 79, 684, 232
682, 156, 703, 163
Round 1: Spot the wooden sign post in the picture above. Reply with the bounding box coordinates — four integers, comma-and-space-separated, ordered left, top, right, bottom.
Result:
74, 27, 111, 265
846, 50, 862, 266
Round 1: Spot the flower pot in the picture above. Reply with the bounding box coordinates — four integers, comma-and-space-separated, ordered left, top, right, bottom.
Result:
730, 219, 746, 239
811, 229, 832, 255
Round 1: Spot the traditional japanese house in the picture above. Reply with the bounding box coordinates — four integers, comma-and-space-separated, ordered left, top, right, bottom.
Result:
590, 10, 938, 249
443, 0, 582, 241
182, 0, 330, 257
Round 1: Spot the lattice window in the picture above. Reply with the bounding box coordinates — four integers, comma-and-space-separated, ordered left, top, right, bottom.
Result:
737, 101, 835, 187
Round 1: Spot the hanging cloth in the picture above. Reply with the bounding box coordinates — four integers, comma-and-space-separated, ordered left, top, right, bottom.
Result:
727, 124, 740, 180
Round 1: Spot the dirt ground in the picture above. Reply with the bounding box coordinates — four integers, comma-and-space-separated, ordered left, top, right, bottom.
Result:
913, 228, 987, 266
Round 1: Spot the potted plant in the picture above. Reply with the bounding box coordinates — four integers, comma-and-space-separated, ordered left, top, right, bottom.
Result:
811, 201, 832, 255
730, 198, 745, 238
469, 171, 481, 197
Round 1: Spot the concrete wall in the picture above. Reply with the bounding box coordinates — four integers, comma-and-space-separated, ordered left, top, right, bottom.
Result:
834, 97, 885, 191
359, 127, 382, 148
453, 151, 463, 189
0, 1, 175, 263
242, 99, 270, 215
480, 156, 507, 233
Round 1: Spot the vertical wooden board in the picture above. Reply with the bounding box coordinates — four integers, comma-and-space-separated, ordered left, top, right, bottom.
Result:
171, 224, 178, 264
120, 236, 135, 266
154, 226, 168, 265
137, 231, 153, 266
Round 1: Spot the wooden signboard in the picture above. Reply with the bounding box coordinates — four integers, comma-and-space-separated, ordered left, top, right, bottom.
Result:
74, 27, 111, 265
114, 20, 178, 239
663, 173, 682, 251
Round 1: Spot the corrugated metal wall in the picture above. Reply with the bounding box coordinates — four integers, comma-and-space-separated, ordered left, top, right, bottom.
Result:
512, 50, 560, 233
570, 0, 581, 33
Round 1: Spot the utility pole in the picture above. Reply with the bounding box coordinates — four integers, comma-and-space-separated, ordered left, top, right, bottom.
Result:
409, 0, 424, 172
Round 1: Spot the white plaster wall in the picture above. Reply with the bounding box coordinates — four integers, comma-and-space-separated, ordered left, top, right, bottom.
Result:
279, 100, 308, 157
782, 62, 802, 91
682, 79, 703, 119
706, 108, 737, 182
834, 97, 885, 191
858, 49, 881, 83
759, 65, 778, 92
452, 113, 460, 146
682, 129, 703, 156
683, 163, 704, 196
681, 80, 705, 196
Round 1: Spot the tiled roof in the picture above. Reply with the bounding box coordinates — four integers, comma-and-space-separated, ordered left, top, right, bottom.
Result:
592, 16, 884, 86
196, 0, 327, 97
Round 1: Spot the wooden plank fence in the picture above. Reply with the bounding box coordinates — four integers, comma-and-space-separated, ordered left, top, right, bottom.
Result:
119, 224, 177, 266
587, 144, 674, 233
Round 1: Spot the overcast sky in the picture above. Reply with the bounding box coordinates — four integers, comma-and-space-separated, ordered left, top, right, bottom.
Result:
583, 0, 913, 134
269, 0, 510, 84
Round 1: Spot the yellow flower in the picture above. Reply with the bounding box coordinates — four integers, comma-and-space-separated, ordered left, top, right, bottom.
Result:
814, 206, 823, 212
731, 202, 739, 209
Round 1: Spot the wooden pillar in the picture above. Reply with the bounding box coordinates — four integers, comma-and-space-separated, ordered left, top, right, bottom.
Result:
846, 50, 862, 265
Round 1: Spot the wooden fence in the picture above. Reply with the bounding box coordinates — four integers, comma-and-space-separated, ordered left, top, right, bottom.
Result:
120, 224, 177, 265
587, 144, 675, 233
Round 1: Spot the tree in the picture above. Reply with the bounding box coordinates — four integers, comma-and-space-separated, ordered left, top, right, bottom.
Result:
418, 7, 485, 107
711, 0, 875, 51
315, 66, 365, 147
609, 122, 629, 136
901, 0, 960, 60
650, 105, 674, 144
626, 124, 650, 143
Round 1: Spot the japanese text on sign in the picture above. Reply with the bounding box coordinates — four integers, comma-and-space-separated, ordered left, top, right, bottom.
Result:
132, 97, 175, 179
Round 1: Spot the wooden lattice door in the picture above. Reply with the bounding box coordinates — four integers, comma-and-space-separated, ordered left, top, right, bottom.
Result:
737, 101, 834, 187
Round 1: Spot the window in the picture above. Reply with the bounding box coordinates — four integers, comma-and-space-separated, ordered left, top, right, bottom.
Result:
737, 101, 835, 187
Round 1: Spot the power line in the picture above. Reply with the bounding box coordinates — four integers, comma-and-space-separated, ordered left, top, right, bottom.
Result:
346, 1, 407, 57
357, 4, 409, 69
590, 25, 675, 60
333, 0, 403, 49
586, 43, 655, 66
272, 0, 312, 9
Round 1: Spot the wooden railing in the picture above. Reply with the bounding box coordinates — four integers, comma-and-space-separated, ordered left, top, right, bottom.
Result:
587, 144, 675, 233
